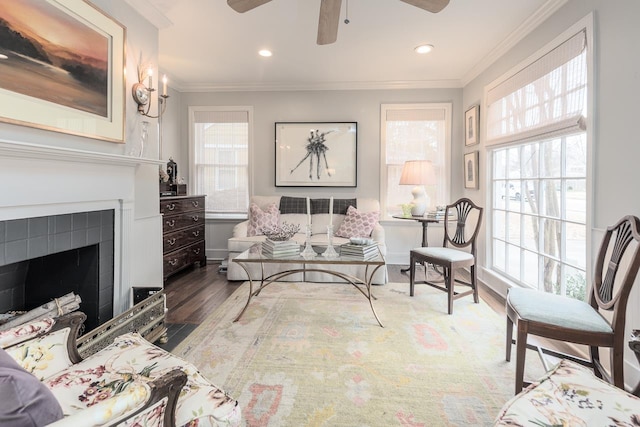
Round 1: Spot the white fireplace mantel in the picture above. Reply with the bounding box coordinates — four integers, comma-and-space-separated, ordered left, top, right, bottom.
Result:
0, 138, 162, 167
0, 138, 164, 316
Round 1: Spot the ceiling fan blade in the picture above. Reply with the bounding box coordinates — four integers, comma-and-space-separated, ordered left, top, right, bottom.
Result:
227, 0, 273, 13
317, 0, 342, 45
399, 0, 450, 13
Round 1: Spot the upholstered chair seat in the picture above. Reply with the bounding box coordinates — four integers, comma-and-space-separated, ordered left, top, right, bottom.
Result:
411, 247, 474, 263
507, 288, 613, 333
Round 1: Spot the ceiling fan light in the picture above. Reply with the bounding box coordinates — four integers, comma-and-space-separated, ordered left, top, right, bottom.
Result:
258, 49, 273, 57
414, 44, 434, 54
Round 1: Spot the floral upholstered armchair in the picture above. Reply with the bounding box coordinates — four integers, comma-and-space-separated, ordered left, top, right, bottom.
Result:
0, 312, 241, 426
494, 331, 640, 426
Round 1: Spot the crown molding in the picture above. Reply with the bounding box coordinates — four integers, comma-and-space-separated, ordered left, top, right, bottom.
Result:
123, 0, 173, 29
171, 79, 464, 93
461, 0, 570, 87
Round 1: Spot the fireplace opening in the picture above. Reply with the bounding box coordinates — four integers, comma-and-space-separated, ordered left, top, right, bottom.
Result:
0, 245, 107, 331
0, 210, 115, 332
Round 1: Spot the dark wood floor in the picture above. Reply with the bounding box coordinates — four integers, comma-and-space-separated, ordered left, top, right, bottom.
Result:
160, 262, 506, 350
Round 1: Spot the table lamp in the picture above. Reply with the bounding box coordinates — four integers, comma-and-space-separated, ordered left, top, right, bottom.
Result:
399, 160, 435, 217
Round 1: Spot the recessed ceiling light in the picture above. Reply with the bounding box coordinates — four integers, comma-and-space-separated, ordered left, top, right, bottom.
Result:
258, 49, 272, 57
414, 44, 434, 54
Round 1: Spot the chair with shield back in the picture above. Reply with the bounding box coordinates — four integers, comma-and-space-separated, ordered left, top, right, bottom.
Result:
505, 215, 640, 394
409, 198, 483, 314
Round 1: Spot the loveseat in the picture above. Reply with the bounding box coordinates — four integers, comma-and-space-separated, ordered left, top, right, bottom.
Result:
227, 195, 388, 284
0, 312, 240, 426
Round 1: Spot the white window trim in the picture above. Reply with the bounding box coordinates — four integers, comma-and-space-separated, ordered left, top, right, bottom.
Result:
188, 105, 254, 219
379, 102, 452, 220
481, 13, 594, 295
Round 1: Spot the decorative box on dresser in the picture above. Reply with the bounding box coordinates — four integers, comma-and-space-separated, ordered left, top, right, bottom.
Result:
160, 195, 206, 280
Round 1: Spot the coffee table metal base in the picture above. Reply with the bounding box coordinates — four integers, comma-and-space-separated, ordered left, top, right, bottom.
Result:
232, 263, 385, 327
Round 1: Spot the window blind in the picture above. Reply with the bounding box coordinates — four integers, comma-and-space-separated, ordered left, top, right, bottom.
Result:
192, 109, 249, 214
386, 109, 446, 122
486, 30, 587, 146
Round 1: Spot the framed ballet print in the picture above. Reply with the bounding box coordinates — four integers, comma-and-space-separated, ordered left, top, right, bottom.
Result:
275, 122, 357, 187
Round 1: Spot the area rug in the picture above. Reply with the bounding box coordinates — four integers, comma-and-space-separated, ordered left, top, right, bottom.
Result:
172, 281, 545, 426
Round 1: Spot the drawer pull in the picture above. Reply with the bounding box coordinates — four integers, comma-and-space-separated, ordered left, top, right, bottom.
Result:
168, 259, 179, 266
193, 248, 201, 255
167, 238, 176, 246
192, 200, 199, 208
166, 203, 176, 211
192, 230, 201, 237
191, 215, 199, 222
166, 219, 175, 227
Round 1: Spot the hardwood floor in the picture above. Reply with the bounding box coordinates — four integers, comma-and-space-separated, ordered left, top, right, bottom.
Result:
163, 263, 241, 324
160, 262, 505, 350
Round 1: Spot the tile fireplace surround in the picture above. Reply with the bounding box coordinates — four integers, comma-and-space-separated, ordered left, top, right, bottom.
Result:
0, 138, 163, 319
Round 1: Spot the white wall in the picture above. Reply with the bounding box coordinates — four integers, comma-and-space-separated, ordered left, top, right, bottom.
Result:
163, 88, 463, 261
462, 0, 640, 387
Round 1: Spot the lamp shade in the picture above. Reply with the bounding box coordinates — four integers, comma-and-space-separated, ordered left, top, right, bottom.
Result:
399, 160, 435, 217
399, 160, 435, 185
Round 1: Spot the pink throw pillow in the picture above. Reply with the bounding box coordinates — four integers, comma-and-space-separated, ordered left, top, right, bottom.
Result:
335, 206, 379, 238
247, 203, 279, 236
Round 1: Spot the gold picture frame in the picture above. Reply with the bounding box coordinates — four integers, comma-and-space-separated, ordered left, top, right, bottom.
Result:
0, 0, 125, 142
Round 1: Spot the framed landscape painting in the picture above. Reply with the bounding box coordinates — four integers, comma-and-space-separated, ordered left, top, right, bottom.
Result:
275, 122, 357, 187
0, 0, 125, 142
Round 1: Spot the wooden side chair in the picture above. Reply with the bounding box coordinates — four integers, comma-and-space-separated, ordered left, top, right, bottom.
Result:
409, 198, 483, 314
506, 215, 640, 394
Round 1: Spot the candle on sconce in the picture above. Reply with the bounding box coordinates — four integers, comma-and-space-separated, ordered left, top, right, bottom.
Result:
329, 196, 333, 227
147, 68, 153, 90
162, 74, 168, 96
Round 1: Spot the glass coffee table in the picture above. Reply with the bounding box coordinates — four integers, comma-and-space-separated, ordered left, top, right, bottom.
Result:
232, 244, 386, 327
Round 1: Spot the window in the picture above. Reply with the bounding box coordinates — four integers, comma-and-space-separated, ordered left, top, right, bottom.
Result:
189, 106, 252, 215
380, 103, 451, 218
487, 25, 589, 300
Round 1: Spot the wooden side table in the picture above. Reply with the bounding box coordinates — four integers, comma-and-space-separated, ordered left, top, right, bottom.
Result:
393, 215, 439, 273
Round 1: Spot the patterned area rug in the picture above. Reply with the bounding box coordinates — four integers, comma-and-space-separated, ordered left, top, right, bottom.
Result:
172, 281, 545, 426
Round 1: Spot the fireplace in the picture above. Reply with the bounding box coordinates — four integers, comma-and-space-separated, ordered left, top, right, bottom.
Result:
0, 210, 114, 331
0, 139, 165, 322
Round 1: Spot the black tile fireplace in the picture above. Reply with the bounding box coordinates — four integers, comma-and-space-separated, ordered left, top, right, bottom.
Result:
0, 210, 114, 332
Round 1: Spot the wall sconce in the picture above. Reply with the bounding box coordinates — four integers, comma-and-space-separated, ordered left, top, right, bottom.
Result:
132, 67, 169, 118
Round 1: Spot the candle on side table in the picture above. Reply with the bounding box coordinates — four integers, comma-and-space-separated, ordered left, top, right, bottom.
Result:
329, 196, 333, 227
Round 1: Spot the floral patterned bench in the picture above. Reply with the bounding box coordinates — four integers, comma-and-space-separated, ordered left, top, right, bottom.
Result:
494, 331, 640, 426
0, 312, 241, 426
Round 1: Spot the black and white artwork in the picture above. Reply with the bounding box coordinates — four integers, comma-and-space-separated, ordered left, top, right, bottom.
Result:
275, 122, 357, 187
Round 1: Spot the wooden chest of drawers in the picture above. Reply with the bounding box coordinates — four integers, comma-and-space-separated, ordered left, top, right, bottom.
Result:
160, 195, 206, 280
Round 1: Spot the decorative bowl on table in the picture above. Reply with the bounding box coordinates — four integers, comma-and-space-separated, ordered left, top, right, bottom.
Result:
261, 222, 300, 241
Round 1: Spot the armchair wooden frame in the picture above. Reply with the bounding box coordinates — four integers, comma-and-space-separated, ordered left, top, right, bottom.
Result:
506, 215, 640, 394
409, 198, 483, 314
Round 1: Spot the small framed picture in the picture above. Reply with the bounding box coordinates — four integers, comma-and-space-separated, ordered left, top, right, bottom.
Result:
465, 105, 479, 146
464, 151, 479, 189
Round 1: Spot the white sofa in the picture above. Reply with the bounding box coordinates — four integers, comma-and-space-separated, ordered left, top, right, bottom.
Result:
227, 196, 388, 284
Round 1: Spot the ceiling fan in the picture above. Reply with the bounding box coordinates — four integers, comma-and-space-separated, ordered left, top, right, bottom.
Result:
227, 0, 450, 45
